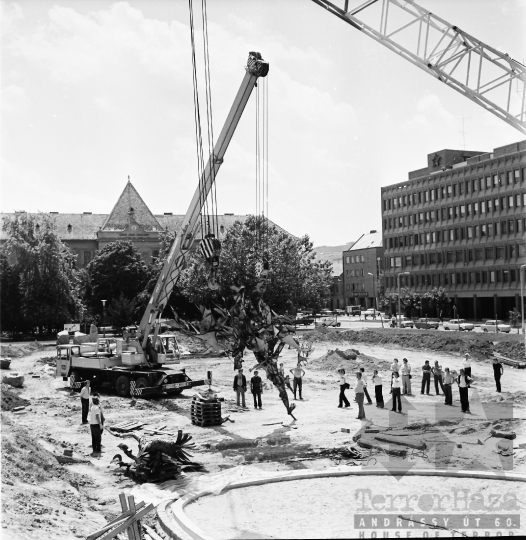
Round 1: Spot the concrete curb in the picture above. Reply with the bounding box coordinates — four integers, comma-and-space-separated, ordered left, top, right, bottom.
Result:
163, 467, 526, 540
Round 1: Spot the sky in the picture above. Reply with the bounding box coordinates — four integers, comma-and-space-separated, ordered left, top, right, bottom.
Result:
1, 0, 525, 246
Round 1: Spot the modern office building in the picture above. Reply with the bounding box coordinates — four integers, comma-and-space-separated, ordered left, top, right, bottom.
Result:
381, 140, 526, 320
342, 231, 384, 309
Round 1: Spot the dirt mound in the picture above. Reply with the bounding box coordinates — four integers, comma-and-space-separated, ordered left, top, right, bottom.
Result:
0, 341, 49, 358
305, 328, 524, 360
309, 349, 390, 372
1, 383, 30, 411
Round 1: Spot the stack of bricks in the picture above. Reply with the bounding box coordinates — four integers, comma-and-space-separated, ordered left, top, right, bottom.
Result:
191, 395, 222, 427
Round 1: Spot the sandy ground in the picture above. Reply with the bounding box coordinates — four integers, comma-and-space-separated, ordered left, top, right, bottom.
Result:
186, 475, 526, 539
1, 334, 525, 539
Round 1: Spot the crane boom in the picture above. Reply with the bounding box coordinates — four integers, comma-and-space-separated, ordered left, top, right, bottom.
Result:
312, 0, 526, 135
138, 52, 269, 351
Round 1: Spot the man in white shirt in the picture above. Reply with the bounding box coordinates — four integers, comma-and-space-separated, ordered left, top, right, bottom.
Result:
90, 396, 103, 455
461, 353, 472, 384
359, 368, 373, 404
80, 380, 90, 424
401, 358, 412, 395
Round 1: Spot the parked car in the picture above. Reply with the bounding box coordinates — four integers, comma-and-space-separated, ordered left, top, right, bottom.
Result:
294, 316, 316, 326
414, 318, 440, 330
361, 309, 378, 319
316, 317, 341, 328
333, 309, 345, 316
481, 320, 511, 333
320, 309, 333, 317
391, 316, 414, 328
346, 306, 361, 316
443, 319, 474, 331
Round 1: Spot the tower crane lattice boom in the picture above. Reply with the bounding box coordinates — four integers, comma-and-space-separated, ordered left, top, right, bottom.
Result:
312, 0, 526, 134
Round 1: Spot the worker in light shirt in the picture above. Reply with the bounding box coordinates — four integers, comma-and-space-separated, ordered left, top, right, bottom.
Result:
80, 380, 91, 424
359, 367, 373, 404
372, 370, 384, 408
389, 358, 399, 395
391, 372, 402, 413
400, 358, 412, 395
354, 372, 366, 420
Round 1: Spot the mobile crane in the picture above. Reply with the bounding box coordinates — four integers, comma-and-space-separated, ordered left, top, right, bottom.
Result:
56, 52, 270, 398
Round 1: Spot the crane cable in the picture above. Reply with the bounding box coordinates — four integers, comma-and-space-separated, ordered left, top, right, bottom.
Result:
188, 0, 218, 240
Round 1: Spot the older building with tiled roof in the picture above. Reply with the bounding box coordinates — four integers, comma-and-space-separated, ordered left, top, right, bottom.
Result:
0, 180, 287, 268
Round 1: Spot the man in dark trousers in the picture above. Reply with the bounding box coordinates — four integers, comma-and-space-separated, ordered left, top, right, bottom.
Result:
251, 370, 263, 409
80, 380, 91, 424
421, 360, 431, 395
232, 368, 247, 408
290, 362, 305, 400
492, 357, 504, 392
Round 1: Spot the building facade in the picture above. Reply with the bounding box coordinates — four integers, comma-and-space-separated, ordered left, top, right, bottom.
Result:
0, 180, 285, 268
342, 231, 384, 309
381, 140, 526, 320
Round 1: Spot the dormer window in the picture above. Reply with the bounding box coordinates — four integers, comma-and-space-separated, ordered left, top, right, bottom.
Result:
67, 224, 72, 233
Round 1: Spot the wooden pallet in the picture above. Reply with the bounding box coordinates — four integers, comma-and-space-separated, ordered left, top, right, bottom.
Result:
112, 421, 147, 432
191, 418, 222, 427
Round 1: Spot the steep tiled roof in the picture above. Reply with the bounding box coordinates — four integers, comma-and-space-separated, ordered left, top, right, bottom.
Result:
101, 180, 161, 231
347, 231, 383, 251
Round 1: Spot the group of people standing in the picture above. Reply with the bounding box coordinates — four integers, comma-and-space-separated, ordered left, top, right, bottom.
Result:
79, 380, 105, 455
336, 351, 504, 419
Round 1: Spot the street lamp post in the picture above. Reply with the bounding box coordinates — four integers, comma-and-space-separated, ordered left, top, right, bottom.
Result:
521, 265, 526, 352
101, 299, 107, 338
397, 272, 410, 328
367, 272, 376, 319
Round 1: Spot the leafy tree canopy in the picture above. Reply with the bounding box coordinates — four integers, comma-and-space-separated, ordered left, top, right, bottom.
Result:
1, 212, 84, 333
177, 216, 332, 314
87, 241, 148, 315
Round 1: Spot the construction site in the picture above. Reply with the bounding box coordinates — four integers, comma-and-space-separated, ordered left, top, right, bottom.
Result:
1, 0, 526, 539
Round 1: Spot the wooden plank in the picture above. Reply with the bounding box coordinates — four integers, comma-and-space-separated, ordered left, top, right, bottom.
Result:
114, 421, 137, 429
128, 496, 140, 540
99, 504, 154, 540
143, 428, 177, 437
143, 524, 164, 540
87, 516, 129, 540
374, 434, 426, 450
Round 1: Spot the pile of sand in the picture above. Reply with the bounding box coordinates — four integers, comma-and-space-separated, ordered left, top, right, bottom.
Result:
0, 341, 48, 358
305, 328, 524, 360
309, 349, 390, 372
1, 383, 30, 411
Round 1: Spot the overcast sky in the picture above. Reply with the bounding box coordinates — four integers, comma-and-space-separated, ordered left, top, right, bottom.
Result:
1, 0, 525, 246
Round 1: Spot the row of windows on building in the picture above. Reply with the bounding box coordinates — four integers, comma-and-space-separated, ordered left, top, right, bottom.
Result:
346, 268, 366, 277
384, 192, 525, 230
386, 244, 520, 269
345, 254, 366, 264
382, 168, 524, 211
385, 268, 519, 289
385, 218, 525, 250
346, 282, 367, 291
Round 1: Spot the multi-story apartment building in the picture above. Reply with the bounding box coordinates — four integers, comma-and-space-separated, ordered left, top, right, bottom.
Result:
342, 231, 384, 309
381, 140, 526, 320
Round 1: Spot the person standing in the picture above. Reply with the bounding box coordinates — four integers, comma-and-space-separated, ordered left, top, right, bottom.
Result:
462, 353, 472, 386
279, 363, 285, 377
391, 371, 402, 413
372, 370, 384, 408
401, 358, 412, 395
354, 372, 366, 420
250, 370, 263, 409
389, 359, 399, 395
360, 368, 373, 404
457, 368, 473, 413
290, 362, 305, 400
233, 368, 247, 408
432, 361, 445, 395
337, 368, 351, 408
492, 358, 504, 392
89, 396, 103, 455
80, 380, 91, 424
442, 368, 455, 405
421, 360, 431, 395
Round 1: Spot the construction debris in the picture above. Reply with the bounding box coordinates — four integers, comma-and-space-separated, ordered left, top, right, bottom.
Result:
2, 373, 24, 388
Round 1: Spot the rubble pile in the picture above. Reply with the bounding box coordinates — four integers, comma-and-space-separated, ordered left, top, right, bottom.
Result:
1, 383, 30, 411
309, 348, 390, 371
306, 328, 524, 360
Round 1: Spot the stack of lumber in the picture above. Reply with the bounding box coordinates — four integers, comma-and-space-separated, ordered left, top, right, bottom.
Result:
191, 394, 222, 427
111, 420, 146, 432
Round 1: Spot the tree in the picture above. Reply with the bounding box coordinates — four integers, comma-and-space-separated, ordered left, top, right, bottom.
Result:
1, 212, 85, 334
106, 293, 137, 328
177, 216, 333, 314
400, 288, 422, 317
87, 241, 148, 318
424, 287, 451, 317
0, 252, 24, 335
